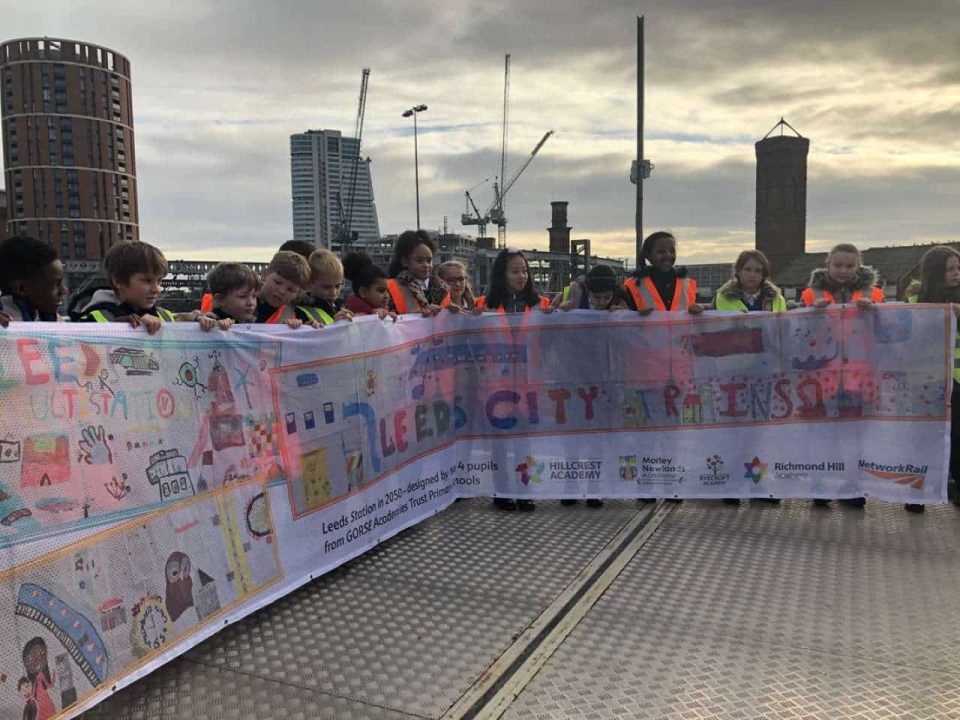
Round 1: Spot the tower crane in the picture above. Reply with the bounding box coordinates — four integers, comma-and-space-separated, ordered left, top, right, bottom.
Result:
461, 178, 490, 239
337, 67, 370, 249
488, 130, 553, 245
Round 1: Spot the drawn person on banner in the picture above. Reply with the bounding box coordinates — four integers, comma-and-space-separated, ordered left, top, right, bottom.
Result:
18, 676, 37, 720
21, 638, 56, 720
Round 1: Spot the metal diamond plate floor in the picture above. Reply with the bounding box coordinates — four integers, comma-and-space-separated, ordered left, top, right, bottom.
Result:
79, 499, 960, 720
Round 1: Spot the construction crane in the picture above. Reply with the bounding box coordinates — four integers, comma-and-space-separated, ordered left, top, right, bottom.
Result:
461, 178, 490, 239
488, 129, 553, 245
495, 54, 510, 248
337, 67, 370, 249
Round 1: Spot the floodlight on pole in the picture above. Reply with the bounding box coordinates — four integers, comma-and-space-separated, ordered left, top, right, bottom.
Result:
402, 104, 428, 228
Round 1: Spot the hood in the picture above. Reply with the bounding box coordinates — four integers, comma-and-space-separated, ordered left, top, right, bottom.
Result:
808, 265, 878, 293
78, 288, 118, 313
716, 278, 781, 301
904, 279, 921, 299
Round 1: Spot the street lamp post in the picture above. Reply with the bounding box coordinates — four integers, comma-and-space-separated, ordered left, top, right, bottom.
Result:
402, 104, 428, 229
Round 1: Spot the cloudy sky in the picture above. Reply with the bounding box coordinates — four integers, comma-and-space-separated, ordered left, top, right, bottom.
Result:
2, 0, 958, 265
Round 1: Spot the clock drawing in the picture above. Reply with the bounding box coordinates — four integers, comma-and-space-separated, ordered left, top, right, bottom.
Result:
131, 596, 170, 655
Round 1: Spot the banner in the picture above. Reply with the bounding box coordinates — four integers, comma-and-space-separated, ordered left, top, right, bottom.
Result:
0, 305, 951, 718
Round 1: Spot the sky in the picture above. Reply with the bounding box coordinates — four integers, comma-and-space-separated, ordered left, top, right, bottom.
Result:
2, 0, 958, 266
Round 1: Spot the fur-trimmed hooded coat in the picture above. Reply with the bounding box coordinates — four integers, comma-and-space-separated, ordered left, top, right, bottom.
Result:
713, 278, 786, 312
802, 265, 882, 305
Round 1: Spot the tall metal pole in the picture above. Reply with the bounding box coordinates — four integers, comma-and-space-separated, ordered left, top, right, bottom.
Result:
413, 111, 421, 229
636, 15, 644, 266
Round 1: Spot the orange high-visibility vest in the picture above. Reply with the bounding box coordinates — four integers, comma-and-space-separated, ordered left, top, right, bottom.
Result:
475, 295, 550, 313
800, 286, 884, 306
200, 293, 214, 313
623, 275, 697, 311
388, 279, 450, 313
264, 305, 297, 324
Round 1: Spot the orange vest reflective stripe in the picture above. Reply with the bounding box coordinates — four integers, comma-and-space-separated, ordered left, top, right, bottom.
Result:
265, 305, 296, 324
200, 293, 213, 313
475, 295, 549, 313
387, 279, 420, 314
624, 276, 697, 311
801, 286, 884, 306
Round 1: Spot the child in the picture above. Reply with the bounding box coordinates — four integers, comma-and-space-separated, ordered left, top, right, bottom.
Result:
296, 249, 353, 325
0, 235, 67, 323
801, 243, 883, 308
475, 248, 552, 314
478, 248, 551, 512
559, 265, 626, 311
802, 243, 883, 508
342, 252, 397, 319
202, 262, 259, 326
905, 246, 960, 512
76, 241, 178, 334
436, 260, 476, 311
713, 250, 787, 312
623, 231, 703, 315
254, 251, 314, 328
386, 230, 449, 315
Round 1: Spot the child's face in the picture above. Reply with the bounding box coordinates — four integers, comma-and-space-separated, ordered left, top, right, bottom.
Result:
588, 290, 614, 309
360, 278, 390, 309
826, 252, 859, 284
216, 286, 257, 321
505, 255, 529, 293
14, 259, 67, 315
309, 270, 343, 301
259, 271, 301, 308
648, 237, 677, 272
944, 256, 960, 289
441, 268, 467, 298
115, 272, 163, 311
403, 244, 433, 281
737, 258, 765, 293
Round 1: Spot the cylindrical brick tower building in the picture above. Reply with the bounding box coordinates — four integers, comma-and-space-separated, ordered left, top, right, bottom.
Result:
755, 119, 808, 271
0, 37, 138, 260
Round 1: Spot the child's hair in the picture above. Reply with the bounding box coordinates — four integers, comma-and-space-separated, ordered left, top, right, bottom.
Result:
278, 239, 315, 259
308, 249, 344, 279
265, 251, 311, 287
485, 248, 539, 309
638, 231, 676, 271
916, 246, 960, 303
342, 251, 387, 294
437, 260, 476, 306
102, 241, 168, 285
388, 229, 436, 277
207, 262, 259, 296
0, 235, 59, 292
732, 249, 772, 280
827, 243, 862, 264
584, 264, 618, 294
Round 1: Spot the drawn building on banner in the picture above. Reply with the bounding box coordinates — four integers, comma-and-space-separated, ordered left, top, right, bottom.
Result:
146, 449, 195, 501
98, 598, 127, 631
194, 569, 221, 620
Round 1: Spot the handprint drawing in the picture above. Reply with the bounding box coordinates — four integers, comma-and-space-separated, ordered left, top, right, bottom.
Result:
77, 425, 113, 465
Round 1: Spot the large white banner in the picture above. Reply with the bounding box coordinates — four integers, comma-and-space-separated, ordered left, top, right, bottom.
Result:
0, 305, 950, 718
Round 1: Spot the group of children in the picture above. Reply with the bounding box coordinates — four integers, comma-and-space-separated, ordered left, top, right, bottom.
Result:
1, 230, 958, 514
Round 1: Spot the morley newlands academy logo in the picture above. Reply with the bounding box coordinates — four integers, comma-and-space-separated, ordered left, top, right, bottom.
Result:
859, 459, 928, 489
743, 457, 767, 484
619, 455, 638, 482
700, 455, 730, 486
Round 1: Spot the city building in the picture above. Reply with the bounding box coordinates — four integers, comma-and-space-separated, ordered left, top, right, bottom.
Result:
0, 189, 7, 242
290, 129, 380, 251
0, 37, 138, 259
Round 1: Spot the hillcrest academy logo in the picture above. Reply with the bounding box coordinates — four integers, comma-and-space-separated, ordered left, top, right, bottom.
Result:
516, 456, 545, 486
619, 455, 639, 482
743, 457, 767, 484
